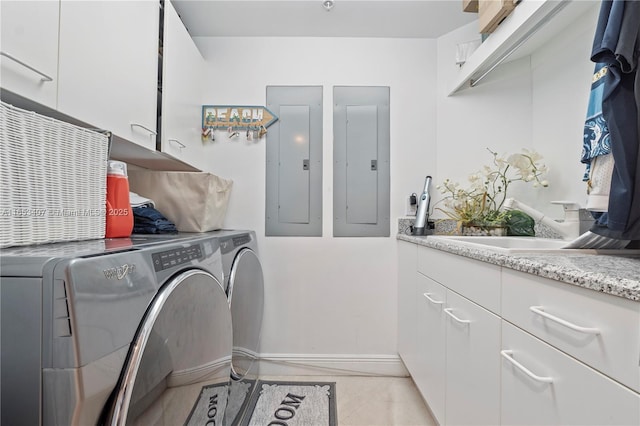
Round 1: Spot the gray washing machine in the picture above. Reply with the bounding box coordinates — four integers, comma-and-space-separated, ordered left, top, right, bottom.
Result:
216, 230, 264, 426
0, 234, 233, 426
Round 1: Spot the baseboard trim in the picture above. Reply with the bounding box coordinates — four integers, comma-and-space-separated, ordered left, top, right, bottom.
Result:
257, 353, 409, 377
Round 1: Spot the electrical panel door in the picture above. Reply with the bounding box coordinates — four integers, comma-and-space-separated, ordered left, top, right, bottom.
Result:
266, 86, 322, 236
334, 86, 390, 237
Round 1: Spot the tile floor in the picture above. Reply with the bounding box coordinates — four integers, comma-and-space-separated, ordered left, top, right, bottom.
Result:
261, 375, 437, 426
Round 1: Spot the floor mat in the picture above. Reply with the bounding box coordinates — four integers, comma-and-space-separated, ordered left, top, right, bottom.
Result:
240, 380, 337, 426
184, 382, 230, 426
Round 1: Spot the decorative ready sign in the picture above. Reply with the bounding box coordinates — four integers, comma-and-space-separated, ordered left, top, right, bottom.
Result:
202, 105, 278, 130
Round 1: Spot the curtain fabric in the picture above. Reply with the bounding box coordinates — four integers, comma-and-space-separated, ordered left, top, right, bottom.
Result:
589, 0, 640, 240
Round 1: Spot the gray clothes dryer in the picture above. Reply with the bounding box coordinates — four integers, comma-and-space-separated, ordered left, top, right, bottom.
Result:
0, 234, 233, 426
216, 230, 265, 426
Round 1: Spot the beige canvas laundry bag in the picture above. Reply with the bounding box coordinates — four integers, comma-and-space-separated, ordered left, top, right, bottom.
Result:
128, 170, 233, 232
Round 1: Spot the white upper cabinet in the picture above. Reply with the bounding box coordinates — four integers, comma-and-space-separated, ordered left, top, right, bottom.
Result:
159, 0, 205, 167
57, 1, 159, 151
0, 1, 60, 108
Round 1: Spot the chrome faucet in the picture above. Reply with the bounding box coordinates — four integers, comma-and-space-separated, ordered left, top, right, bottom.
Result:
503, 198, 588, 241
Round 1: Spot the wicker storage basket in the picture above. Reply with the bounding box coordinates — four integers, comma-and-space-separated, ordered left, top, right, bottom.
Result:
0, 101, 109, 248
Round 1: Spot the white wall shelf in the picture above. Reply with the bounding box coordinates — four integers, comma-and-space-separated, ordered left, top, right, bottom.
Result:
0, 89, 200, 172
449, 0, 596, 96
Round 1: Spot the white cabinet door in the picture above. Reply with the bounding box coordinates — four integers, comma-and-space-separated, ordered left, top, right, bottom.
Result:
415, 272, 447, 425
57, 1, 158, 151
445, 289, 501, 426
0, 0, 59, 108
501, 321, 640, 425
160, 0, 205, 167
397, 241, 418, 372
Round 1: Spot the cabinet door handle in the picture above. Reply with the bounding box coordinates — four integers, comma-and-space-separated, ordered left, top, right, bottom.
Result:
444, 308, 471, 324
1, 51, 53, 82
168, 139, 186, 149
423, 292, 444, 305
130, 123, 157, 136
501, 350, 553, 383
529, 306, 600, 335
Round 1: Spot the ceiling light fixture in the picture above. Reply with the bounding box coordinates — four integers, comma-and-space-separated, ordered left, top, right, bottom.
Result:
322, 0, 334, 12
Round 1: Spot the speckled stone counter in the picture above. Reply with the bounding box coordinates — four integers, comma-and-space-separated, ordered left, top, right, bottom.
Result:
397, 233, 640, 302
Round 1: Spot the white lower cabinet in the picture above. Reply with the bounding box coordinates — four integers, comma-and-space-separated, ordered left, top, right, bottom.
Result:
397, 241, 418, 373
414, 273, 447, 424
445, 289, 501, 426
398, 241, 640, 425
502, 269, 640, 392
501, 320, 640, 425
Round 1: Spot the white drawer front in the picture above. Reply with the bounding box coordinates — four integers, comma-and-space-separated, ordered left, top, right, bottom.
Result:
417, 246, 501, 314
501, 321, 640, 425
502, 268, 640, 392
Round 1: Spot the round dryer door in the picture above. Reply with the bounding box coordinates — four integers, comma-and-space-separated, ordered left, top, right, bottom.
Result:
228, 248, 264, 380
104, 270, 232, 426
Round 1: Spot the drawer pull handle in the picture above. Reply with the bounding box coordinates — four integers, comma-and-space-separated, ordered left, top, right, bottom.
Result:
529, 306, 600, 335
1, 51, 53, 82
423, 292, 444, 305
501, 350, 553, 383
444, 308, 471, 324
168, 139, 186, 149
130, 123, 157, 136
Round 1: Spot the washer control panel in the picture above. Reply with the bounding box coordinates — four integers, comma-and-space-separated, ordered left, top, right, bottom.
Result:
152, 244, 203, 272
221, 234, 252, 254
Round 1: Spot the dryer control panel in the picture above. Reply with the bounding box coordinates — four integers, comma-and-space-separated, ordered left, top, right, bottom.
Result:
152, 244, 203, 272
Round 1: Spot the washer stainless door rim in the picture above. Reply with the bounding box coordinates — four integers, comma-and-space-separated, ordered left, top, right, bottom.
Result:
227, 248, 264, 381
105, 269, 232, 426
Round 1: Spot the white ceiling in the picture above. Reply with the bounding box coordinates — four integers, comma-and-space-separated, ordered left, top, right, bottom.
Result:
172, 0, 478, 38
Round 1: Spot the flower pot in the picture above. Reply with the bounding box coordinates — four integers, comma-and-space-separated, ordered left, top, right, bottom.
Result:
461, 222, 508, 236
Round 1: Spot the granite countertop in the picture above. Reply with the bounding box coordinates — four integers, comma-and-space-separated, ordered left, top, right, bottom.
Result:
397, 233, 640, 302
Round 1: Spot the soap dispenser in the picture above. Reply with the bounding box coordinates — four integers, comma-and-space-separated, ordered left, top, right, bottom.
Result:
105, 160, 134, 238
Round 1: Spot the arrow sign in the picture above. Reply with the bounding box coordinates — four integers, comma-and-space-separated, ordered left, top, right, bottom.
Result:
202, 105, 279, 130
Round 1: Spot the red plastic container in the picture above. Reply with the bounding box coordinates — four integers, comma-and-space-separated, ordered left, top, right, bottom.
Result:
105, 160, 133, 238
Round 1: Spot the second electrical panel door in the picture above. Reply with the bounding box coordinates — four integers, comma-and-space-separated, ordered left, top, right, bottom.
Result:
334, 86, 390, 237
266, 86, 322, 236
346, 105, 379, 225
278, 105, 310, 224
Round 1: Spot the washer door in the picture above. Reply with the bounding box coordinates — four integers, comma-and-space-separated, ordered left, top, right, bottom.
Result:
227, 248, 264, 380
105, 269, 232, 426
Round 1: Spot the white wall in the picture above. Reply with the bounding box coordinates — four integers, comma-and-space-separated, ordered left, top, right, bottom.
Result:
193, 4, 599, 374
530, 4, 599, 211
195, 37, 437, 374
434, 4, 599, 219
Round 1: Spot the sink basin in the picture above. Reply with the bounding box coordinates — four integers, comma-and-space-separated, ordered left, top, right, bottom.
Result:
427, 235, 640, 255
